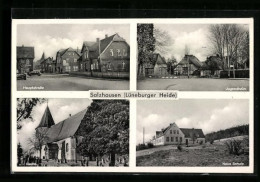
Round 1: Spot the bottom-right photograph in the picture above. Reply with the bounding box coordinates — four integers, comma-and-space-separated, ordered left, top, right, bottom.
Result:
136, 99, 250, 167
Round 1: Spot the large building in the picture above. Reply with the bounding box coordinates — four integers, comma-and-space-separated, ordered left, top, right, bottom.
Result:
36, 105, 87, 162
150, 122, 205, 146
40, 57, 56, 73
55, 47, 81, 73
78, 34, 130, 73
17, 45, 35, 73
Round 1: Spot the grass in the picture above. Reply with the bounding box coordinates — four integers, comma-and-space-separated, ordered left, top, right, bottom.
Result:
136, 143, 249, 166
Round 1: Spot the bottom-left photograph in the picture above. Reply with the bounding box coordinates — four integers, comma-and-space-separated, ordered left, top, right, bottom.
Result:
16, 98, 129, 167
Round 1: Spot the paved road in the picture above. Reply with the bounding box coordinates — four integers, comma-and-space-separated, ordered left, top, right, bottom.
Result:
137, 78, 249, 91
17, 74, 129, 91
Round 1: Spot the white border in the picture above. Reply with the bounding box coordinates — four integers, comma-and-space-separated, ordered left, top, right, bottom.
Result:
12, 18, 254, 173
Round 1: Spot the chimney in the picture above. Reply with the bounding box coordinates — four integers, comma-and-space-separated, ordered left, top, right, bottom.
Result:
69, 114, 71, 117
105, 34, 108, 38
22, 45, 24, 47
96, 38, 100, 42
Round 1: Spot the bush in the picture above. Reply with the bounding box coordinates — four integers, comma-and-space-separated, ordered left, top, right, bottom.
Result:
224, 139, 242, 155
177, 145, 182, 151
147, 142, 154, 148
220, 69, 249, 78
210, 140, 214, 144
199, 140, 203, 145
136, 144, 147, 151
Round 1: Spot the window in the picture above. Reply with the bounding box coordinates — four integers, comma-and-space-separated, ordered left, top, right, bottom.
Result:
66, 143, 69, 152
108, 62, 111, 70
63, 60, 66, 64
74, 59, 77, 63
66, 66, 70, 72
176, 137, 178, 142
73, 66, 78, 71
66, 58, 69, 61
117, 49, 121, 56
26, 59, 30, 65
180, 137, 182, 142
123, 49, 127, 56
80, 64, 83, 70
110, 49, 113, 56
170, 130, 172, 134
122, 61, 125, 69
171, 137, 173, 142
166, 137, 169, 142
173, 130, 176, 134
177, 130, 179, 134
96, 62, 99, 69
85, 52, 88, 59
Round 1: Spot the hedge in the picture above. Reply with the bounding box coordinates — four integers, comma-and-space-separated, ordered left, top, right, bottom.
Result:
220, 69, 249, 78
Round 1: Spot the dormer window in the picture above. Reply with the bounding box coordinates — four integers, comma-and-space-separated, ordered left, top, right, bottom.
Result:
110, 49, 113, 56
123, 49, 127, 56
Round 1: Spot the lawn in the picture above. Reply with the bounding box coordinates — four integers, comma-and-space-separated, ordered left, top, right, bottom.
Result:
136, 143, 249, 167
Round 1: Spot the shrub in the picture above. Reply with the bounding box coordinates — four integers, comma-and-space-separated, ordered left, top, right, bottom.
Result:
210, 140, 214, 144
136, 144, 147, 151
177, 145, 182, 151
224, 139, 242, 155
220, 69, 249, 78
199, 140, 203, 145
147, 142, 154, 148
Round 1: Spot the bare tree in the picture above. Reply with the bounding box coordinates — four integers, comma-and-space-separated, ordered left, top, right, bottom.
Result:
154, 28, 173, 55
27, 131, 49, 160
208, 24, 248, 70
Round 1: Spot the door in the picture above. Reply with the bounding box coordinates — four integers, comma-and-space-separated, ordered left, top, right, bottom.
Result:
186, 139, 188, 146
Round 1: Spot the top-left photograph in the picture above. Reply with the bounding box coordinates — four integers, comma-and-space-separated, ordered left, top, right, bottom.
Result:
15, 23, 130, 91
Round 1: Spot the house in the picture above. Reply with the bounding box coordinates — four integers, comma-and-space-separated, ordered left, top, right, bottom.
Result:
150, 122, 205, 146
41, 57, 56, 73
200, 55, 224, 77
36, 105, 87, 162
175, 55, 202, 75
144, 53, 168, 77
17, 45, 35, 73
78, 34, 130, 73
55, 47, 81, 73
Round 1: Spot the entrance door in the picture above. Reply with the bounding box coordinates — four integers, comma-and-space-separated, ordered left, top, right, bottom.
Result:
186, 139, 188, 146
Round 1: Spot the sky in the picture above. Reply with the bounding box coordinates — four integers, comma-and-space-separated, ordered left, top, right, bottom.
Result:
154, 24, 249, 62
136, 99, 249, 145
17, 98, 92, 151
17, 24, 130, 61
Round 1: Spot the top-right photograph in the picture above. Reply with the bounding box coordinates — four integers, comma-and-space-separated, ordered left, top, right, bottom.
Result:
137, 23, 250, 91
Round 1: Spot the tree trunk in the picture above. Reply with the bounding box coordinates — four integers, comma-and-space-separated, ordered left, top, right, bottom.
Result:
110, 152, 116, 166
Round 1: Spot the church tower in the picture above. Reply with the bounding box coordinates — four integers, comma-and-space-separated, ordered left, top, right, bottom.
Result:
36, 105, 55, 134
41, 52, 45, 61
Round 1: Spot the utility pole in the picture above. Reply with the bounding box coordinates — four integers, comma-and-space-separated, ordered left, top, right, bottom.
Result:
143, 127, 145, 144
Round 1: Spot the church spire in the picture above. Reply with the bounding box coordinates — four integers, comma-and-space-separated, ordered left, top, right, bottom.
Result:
36, 104, 55, 129
41, 52, 45, 60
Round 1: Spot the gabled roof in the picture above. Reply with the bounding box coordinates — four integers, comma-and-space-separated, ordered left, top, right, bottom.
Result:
36, 106, 55, 129
179, 55, 202, 67
179, 128, 205, 138
153, 53, 167, 65
17, 46, 35, 59
89, 34, 127, 59
81, 41, 96, 53
58, 47, 81, 57
45, 108, 87, 143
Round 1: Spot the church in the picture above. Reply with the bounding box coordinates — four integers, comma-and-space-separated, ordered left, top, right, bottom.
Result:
36, 105, 87, 163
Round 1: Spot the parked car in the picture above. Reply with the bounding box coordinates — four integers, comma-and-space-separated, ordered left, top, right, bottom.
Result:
17, 73, 26, 80
28, 70, 42, 76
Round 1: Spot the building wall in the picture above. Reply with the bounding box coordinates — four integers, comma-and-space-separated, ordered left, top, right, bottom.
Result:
59, 51, 80, 73
154, 64, 167, 76
17, 58, 34, 73
164, 124, 185, 145
100, 41, 130, 72
154, 135, 164, 146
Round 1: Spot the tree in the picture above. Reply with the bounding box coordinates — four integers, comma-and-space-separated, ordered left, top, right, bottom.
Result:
17, 143, 23, 166
166, 56, 177, 75
76, 100, 129, 166
208, 24, 248, 70
137, 24, 156, 76
154, 28, 173, 55
27, 131, 49, 160
17, 98, 46, 130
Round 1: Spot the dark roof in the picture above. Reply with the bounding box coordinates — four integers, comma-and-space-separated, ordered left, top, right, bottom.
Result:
179, 128, 205, 138
179, 55, 202, 67
58, 47, 81, 57
89, 34, 127, 59
17, 46, 35, 59
153, 53, 167, 65
45, 109, 87, 143
36, 106, 55, 129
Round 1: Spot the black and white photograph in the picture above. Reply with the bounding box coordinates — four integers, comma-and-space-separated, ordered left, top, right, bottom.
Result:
137, 23, 250, 91
136, 99, 250, 166
16, 98, 129, 167
15, 23, 130, 91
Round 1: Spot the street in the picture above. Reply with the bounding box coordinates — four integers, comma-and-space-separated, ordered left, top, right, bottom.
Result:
137, 78, 249, 91
17, 74, 129, 91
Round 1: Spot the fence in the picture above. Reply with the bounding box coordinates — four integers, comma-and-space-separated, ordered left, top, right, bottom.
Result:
69, 71, 129, 80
